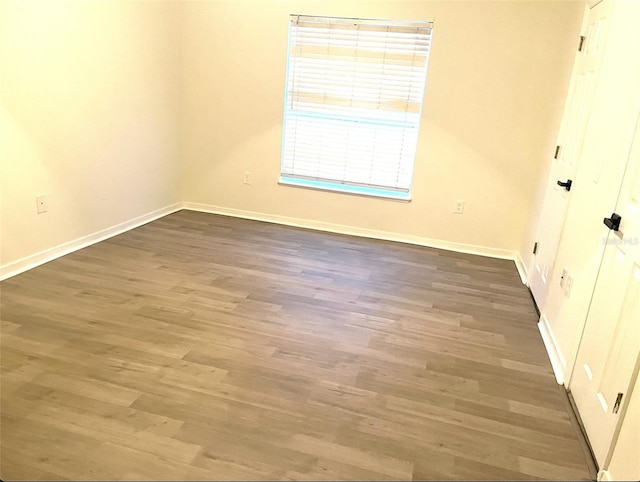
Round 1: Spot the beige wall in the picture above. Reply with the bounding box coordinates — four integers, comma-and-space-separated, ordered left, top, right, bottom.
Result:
0, 0, 182, 275
181, 0, 584, 258
1, 0, 585, 275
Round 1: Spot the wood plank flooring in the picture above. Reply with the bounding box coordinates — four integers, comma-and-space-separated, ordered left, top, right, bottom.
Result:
0, 210, 593, 480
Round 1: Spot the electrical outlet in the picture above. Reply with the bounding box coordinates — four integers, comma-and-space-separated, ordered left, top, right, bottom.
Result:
243, 171, 251, 185
36, 195, 48, 214
455, 199, 464, 214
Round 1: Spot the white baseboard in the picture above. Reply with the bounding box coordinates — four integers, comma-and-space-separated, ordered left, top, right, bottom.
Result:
597, 469, 612, 481
538, 314, 566, 385
1, 201, 523, 282
0, 203, 182, 281
183, 202, 519, 261
515, 252, 528, 285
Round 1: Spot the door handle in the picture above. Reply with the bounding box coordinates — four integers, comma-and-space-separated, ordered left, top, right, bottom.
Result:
557, 179, 573, 191
603, 213, 622, 231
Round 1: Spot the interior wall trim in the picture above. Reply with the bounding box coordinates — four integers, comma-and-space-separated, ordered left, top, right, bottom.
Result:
538, 313, 567, 385
0, 203, 182, 281
1, 201, 526, 282
183, 202, 520, 264
515, 252, 529, 284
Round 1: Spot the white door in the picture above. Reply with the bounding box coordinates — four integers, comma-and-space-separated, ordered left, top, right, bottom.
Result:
529, 0, 612, 309
569, 105, 640, 467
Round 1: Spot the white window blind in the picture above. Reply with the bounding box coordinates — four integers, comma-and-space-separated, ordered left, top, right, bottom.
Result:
280, 15, 433, 199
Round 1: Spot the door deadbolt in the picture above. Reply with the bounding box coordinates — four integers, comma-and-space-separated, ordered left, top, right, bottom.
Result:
557, 179, 573, 191
603, 213, 622, 231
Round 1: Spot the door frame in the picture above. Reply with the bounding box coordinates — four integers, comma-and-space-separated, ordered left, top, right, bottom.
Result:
525, 2, 592, 294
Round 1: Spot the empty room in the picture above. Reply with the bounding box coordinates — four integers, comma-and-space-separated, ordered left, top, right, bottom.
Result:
1, 0, 638, 480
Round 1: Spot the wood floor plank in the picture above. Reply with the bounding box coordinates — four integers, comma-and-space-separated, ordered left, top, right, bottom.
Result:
0, 210, 593, 480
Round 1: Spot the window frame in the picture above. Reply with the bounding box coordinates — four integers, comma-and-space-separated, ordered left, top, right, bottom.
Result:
279, 14, 434, 201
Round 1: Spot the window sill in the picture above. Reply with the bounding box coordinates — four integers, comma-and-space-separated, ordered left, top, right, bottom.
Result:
278, 177, 411, 202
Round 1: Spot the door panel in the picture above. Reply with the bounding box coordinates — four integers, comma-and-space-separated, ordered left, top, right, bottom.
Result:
570, 106, 640, 466
529, 0, 612, 309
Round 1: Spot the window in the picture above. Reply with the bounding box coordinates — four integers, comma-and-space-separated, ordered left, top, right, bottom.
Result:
280, 15, 433, 200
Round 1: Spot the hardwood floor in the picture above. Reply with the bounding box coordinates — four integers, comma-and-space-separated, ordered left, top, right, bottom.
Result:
0, 210, 593, 480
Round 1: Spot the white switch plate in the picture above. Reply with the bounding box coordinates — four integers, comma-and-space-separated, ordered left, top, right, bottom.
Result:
455, 199, 464, 214
36, 195, 48, 214
560, 268, 568, 288
565, 274, 574, 297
